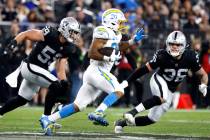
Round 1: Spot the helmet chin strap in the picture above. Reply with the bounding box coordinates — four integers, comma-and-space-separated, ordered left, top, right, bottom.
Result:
171, 52, 182, 59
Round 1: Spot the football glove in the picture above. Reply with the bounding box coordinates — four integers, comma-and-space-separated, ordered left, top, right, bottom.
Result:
199, 83, 207, 97
104, 49, 121, 62
133, 28, 146, 43
8, 39, 18, 50
120, 80, 128, 89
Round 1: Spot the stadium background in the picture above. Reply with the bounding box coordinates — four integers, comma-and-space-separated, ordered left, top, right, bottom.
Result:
0, 0, 210, 109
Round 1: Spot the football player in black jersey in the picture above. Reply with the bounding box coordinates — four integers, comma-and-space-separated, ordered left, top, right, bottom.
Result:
0, 17, 81, 123
114, 31, 208, 133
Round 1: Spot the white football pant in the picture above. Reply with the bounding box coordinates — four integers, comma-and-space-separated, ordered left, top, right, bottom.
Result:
74, 64, 124, 110
148, 73, 173, 122
18, 61, 58, 100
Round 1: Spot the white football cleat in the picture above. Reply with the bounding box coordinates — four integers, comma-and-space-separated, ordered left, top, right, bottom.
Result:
114, 126, 123, 133
123, 113, 135, 126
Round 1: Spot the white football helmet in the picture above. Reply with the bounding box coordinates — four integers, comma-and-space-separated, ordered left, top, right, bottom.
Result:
58, 17, 81, 43
166, 31, 186, 57
102, 8, 127, 32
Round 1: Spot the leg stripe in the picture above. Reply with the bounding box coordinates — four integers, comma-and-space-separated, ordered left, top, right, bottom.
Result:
98, 67, 115, 88
27, 62, 54, 83
154, 74, 163, 97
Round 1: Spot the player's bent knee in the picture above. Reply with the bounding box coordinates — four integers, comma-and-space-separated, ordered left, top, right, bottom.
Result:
115, 91, 124, 98
115, 86, 124, 96
73, 102, 87, 111
17, 95, 29, 106
153, 95, 163, 105
148, 115, 159, 123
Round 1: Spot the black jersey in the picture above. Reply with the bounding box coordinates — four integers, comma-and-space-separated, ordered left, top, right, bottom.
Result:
25, 26, 76, 69
149, 49, 201, 92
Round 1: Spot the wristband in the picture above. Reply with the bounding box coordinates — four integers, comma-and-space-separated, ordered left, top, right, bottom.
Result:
128, 39, 135, 45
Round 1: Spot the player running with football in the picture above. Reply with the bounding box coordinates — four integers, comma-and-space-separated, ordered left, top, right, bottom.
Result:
114, 31, 208, 133
0, 17, 81, 124
40, 8, 146, 136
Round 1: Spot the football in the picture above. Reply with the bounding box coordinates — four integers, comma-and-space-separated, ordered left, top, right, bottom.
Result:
98, 47, 114, 56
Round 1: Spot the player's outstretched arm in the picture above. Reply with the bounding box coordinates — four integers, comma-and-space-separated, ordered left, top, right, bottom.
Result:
119, 28, 146, 52
120, 63, 151, 88
195, 67, 208, 96
14, 29, 44, 44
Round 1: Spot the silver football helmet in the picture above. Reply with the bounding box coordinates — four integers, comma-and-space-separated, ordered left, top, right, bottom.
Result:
166, 31, 186, 57
58, 17, 81, 43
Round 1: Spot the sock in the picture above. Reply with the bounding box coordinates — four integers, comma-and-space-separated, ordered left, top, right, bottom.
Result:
44, 90, 56, 115
135, 103, 145, 113
127, 108, 139, 116
96, 92, 119, 112
48, 112, 61, 122
96, 103, 107, 112
135, 116, 155, 126
59, 103, 76, 118
0, 95, 28, 115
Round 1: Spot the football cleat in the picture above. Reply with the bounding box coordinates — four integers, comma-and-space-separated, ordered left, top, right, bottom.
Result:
88, 110, 109, 126
53, 123, 62, 130
39, 116, 54, 136
114, 119, 125, 133
123, 113, 135, 126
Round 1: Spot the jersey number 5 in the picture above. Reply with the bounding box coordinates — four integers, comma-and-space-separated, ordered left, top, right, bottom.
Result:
37, 46, 56, 65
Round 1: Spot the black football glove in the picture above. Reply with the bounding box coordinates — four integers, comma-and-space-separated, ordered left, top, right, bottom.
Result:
7, 39, 18, 52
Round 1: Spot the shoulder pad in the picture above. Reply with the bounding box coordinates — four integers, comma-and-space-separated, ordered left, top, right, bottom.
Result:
93, 26, 110, 39
42, 25, 53, 36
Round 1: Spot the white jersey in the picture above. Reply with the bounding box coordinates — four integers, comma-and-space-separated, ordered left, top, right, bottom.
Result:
90, 25, 122, 71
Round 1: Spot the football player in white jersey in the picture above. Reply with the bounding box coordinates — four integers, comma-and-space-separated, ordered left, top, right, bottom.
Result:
40, 8, 146, 136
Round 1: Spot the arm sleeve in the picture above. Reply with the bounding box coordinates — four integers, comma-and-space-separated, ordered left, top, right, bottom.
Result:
148, 50, 161, 69
62, 44, 77, 58
127, 65, 150, 83
190, 51, 201, 72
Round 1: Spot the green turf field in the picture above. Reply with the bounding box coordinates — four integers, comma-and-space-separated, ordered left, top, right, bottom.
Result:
0, 107, 209, 138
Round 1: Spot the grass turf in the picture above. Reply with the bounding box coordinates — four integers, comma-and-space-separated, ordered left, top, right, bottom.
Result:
0, 107, 209, 138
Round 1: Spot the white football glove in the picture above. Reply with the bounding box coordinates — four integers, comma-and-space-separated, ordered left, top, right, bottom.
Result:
120, 80, 128, 89
109, 50, 121, 62
199, 84, 207, 97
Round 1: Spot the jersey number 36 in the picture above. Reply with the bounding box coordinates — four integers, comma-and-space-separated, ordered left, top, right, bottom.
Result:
163, 69, 188, 82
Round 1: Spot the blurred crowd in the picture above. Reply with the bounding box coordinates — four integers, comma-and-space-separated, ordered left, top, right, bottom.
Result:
0, 0, 210, 108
